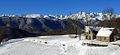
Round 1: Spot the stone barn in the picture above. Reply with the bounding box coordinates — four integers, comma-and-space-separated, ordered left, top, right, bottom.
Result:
96, 28, 118, 42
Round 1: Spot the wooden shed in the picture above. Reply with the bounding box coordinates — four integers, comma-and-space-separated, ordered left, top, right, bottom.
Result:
96, 28, 118, 42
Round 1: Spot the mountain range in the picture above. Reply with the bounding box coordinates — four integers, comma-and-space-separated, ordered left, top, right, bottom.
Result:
0, 12, 120, 42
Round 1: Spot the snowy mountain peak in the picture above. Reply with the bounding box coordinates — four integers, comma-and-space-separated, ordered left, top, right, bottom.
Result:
0, 12, 119, 21
26, 14, 44, 18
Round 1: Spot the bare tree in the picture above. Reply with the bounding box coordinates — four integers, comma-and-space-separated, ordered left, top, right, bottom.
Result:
102, 8, 114, 27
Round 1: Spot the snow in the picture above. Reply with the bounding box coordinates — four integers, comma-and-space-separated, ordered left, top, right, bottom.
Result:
0, 35, 120, 55
97, 28, 115, 37
85, 26, 90, 32
26, 14, 44, 18
0, 41, 62, 55
80, 33, 86, 40
111, 40, 120, 45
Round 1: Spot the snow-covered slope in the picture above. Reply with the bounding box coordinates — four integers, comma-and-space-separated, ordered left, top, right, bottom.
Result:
0, 41, 62, 55
0, 35, 120, 55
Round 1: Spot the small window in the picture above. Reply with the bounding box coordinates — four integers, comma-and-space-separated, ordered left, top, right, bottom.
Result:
89, 36, 91, 40
104, 37, 106, 40
99, 37, 101, 40
89, 31, 90, 34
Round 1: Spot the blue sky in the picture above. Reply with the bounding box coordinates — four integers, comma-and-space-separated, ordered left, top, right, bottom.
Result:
0, 0, 119, 15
